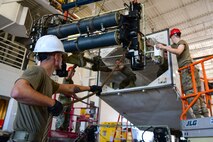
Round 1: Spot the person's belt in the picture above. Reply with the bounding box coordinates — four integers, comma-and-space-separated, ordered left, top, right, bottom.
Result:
11, 131, 40, 142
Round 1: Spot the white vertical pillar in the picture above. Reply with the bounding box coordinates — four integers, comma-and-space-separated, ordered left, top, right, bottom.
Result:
3, 98, 17, 132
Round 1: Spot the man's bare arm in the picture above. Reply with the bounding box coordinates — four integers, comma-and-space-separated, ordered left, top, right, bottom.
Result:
56, 84, 91, 97
11, 79, 55, 107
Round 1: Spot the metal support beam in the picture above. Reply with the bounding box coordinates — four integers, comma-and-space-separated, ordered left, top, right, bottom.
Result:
170, 11, 213, 29
147, 0, 199, 21
183, 25, 213, 38
62, 0, 102, 11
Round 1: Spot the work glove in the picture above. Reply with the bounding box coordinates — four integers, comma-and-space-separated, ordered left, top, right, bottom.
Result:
47, 100, 63, 116
90, 85, 102, 96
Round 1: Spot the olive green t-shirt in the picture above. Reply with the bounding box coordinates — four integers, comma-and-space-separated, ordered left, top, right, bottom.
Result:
121, 66, 136, 77
171, 40, 192, 68
13, 66, 59, 135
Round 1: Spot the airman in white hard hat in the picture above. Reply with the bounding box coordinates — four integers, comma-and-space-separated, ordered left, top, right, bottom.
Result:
34, 35, 65, 53
10, 35, 102, 141
33, 35, 65, 70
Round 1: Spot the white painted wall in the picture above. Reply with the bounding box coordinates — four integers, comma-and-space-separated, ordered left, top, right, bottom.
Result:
69, 65, 119, 124
0, 63, 23, 97
0, 63, 23, 131
73, 67, 119, 125
3, 98, 17, 132
99, 100, 119, 123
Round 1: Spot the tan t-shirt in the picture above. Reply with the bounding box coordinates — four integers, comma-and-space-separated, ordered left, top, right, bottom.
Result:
13, 66, 59, 136
171, 40, 192, 68
172, 40, 201, 90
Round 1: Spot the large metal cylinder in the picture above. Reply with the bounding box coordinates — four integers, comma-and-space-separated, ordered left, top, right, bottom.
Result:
47, 12, 121, 38
63, 31, 120, 52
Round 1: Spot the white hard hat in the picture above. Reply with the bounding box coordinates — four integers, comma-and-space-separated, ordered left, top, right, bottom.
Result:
33, 35, 65, 53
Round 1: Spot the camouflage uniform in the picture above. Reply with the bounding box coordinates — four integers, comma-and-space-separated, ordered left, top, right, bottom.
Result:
55, 78, 73, 131
172, 40, 209, 118
181, 68, 209, 118
67, 53, 86, 67
119, 65, 136, 89
157, 56, 168, 77
91, 56, 112, 72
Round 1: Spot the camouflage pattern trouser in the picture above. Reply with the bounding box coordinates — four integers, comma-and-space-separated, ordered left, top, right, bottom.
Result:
56, 95, 71, 131
119, 75, 136, 89
181, 68, 209, 118
185, 89, 209, 118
